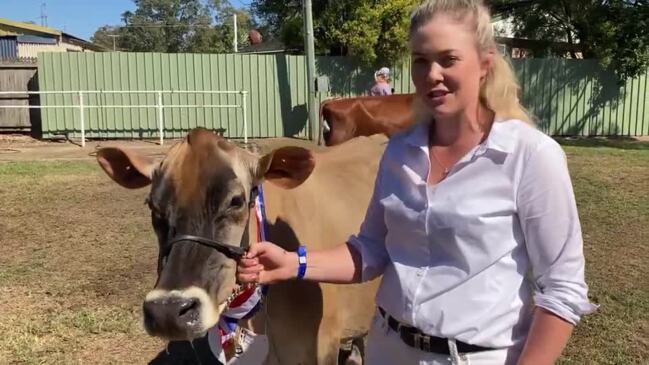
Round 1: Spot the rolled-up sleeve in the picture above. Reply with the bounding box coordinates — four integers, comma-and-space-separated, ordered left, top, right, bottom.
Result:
347, 154, 390, 282
517, 140, 597, 324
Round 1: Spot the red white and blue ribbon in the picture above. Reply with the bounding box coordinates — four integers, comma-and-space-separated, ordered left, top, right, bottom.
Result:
209, 185, 269, 359
254, 185, 269, 242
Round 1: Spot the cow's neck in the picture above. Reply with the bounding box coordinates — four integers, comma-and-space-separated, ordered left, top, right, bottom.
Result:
246, 136, 386, 252
247, 181, 316, 252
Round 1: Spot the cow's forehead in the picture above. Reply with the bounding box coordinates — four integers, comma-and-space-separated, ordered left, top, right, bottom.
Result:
155, 133, 255, 207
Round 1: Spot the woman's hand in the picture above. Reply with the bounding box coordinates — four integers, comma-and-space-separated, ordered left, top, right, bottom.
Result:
237, 241, 298, 284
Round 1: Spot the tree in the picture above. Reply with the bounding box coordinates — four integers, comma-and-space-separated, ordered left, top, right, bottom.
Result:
91, 26, 122, 51
251, 0, 304, 35
209, 0, 256, 51
252, 0, 418, 65
118, 0, 215, 53
90, 0, 255, 54
493, 0, 649, 79
320, 0, 416, 65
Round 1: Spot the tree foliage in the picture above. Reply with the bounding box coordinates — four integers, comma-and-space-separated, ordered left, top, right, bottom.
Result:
91, 0, 255, 54
91, 0, 649, 79
119, 0, 214, 53
252, 0, 418, 65
90, 26, 122, 50
210, 0, 255, 51
494, 0, 649, 79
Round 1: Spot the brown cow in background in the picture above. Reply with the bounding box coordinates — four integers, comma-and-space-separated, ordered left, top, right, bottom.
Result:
319, 94, 417, 146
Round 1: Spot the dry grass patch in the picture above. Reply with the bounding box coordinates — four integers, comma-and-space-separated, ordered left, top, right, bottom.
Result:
0, 140, 647, 364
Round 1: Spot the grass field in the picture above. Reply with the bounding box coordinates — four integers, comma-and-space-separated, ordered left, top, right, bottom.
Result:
556, 139, 649, 365
0, 139, 647, 364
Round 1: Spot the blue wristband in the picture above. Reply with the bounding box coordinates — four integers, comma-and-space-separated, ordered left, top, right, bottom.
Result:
296, 245, 307, 280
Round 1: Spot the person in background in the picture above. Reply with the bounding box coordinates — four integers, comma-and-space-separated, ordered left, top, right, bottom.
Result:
370, 67, 393, 96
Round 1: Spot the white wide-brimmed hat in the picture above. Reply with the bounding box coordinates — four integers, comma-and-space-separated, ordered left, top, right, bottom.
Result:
375, 67, 390, 79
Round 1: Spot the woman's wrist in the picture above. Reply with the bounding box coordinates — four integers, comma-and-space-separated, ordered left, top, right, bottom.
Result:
284, 251, 300, 280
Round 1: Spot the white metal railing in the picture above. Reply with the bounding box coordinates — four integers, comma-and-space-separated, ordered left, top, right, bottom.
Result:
0, 90, 249, 147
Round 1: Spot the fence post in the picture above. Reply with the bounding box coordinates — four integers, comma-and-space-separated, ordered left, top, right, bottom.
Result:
157, 91, 164, 145
78, 91, 85, 147
241, 91, 248, 144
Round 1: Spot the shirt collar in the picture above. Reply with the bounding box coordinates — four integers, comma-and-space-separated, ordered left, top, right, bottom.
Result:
403, 121, 429, 148
403, 119, 516, 154
483, 120, 516, 154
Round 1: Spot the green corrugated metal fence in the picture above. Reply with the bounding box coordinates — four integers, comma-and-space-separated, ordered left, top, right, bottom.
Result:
385, 58, 649, 137
38, 53, 313, 139
513, 59, 649, 136
37, 52, 649, 139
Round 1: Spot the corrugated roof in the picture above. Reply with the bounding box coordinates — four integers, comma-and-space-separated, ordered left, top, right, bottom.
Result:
0, 18, 61, 37
0, 37, 18, 61
61, 32, 106, 51
0, 18, 104, 52
17, 35, 57, 44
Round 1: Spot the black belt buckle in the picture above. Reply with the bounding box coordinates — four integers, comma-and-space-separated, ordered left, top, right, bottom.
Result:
412, 333, 421, 350
417, 333, 432, 352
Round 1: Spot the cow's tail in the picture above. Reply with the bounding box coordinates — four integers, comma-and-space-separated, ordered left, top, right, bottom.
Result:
318, 97, 339, 146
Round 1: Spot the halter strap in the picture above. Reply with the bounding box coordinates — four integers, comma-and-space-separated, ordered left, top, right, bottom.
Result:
167, 234, 247, 260
166, 185, 261, 260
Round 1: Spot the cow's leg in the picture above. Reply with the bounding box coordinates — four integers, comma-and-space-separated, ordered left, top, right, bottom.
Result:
315, 285, 347, 365
315, 316, 341, 365
342, 337, 365, 365
263, 326, 318, 365
317, 336, 340, 365
262, 281, 322, 364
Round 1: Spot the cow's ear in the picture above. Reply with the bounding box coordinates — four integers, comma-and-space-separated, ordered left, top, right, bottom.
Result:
255, 146, 315, 189
96, 147, 156, 189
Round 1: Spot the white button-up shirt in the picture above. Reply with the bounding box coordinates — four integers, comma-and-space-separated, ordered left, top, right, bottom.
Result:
348, 119, 596, 350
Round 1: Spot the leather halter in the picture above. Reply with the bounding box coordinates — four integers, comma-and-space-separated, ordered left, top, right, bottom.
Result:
167, 234, 247, 260
165, 187, 259, 261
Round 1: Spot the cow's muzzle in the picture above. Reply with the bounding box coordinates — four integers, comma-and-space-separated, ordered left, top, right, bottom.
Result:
142, 287, 221, 340
143, 296, 201, 339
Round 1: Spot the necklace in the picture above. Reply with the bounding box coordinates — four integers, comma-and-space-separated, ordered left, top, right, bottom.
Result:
430, 148, 450, 175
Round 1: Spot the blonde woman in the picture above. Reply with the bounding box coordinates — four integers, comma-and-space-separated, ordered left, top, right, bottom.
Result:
370, 67, 393, 96
238, 1, 596, 364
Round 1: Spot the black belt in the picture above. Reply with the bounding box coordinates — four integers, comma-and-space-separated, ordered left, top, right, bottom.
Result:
378, 307, 492, 354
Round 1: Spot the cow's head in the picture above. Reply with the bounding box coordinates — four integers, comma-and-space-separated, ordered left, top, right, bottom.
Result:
96, 128, 315, 340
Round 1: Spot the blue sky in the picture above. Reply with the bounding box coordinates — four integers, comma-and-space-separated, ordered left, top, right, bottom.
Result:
2, 0, 250, 41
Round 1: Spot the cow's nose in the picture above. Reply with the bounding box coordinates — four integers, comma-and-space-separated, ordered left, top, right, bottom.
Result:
143, 296, 201, 337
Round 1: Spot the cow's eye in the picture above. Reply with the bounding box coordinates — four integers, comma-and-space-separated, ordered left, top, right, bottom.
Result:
150, 206, 167, 227
229, 195, 245, 210
152, 211, 164, 223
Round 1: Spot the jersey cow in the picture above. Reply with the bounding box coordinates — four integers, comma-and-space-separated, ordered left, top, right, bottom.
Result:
96, 128, 386, 364
320, 93, 417, 146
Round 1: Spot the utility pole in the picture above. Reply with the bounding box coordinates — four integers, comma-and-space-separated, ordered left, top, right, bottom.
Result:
40, 1, 48, 27
233, 13, 238, 53
303, 0, 318, 142
108, 35, 120, 51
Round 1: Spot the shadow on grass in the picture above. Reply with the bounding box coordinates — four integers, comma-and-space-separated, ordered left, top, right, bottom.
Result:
556, 137, 649, 151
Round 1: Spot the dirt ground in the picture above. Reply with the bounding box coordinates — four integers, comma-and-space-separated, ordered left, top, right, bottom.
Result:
1, 133, 647, 364
0, 133, 316, 163
2, 133, 647, 163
